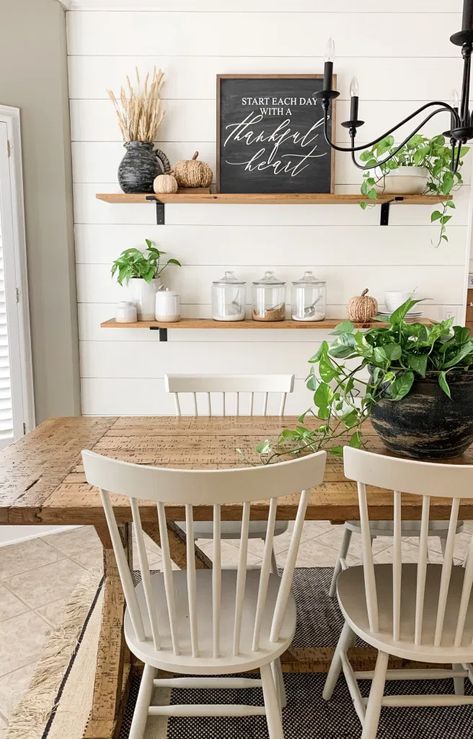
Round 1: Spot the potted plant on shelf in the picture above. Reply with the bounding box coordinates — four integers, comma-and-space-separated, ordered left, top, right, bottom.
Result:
359, 134, 468, 245
111, 239, 181, 320
108, 68, 170, 193
258, 299, 473, 462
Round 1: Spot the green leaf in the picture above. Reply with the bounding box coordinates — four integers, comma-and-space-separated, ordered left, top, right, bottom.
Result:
389, 298, 423, 325
373, 346, 387, 364
383, 343, 402, 361
319, 357, 338, 383
314, 383, 333, 410
331, 320, 354, 335
389, 371, 415, 401
443, 342, 473, 368
431, 210, 443, 222
306, 374, 318, 391
256, 440, 271, 454
407, 354, 428, 377
342, 410, 360, 429
438, 371, 451, 398
308, 341, 329, 363
349, 431, 363, 448
329, 445, 344, 457
329, 344, 356, 359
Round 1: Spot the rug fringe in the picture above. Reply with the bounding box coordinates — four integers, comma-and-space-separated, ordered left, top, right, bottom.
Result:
5, 572, 101, 739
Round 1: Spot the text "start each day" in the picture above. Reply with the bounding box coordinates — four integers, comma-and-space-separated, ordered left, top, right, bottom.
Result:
241, 97, 319, 107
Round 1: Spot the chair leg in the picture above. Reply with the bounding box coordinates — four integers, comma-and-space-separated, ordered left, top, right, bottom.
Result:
271, 657, 287, 709
323, 621, 355, 700
271, 546, 278, 575
453, 663, 465, 695
329, 527, 352, 597
361, 651, 388, 739
261, 663, 284, 739
129, 663, 157, 739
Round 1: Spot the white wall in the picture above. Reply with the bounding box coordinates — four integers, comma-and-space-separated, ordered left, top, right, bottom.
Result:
67, 0, 470, 416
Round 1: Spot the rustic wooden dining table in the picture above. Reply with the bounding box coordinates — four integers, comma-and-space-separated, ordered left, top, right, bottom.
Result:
2, 414, 472, 739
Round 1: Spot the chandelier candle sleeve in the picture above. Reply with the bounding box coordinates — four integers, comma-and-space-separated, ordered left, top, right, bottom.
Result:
463, 0, 473, 30
350, 77, 359, 123
323, 38, 335, 91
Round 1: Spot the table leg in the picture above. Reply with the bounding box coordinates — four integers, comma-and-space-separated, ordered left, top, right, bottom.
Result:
84, 524, 131, 739
143, 519, 212, 569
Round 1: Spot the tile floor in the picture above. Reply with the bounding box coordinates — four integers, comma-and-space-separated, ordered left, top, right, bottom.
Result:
0, 521, 470, 737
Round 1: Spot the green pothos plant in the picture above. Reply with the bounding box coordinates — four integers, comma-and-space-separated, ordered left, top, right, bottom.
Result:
111, 239, 181, 285
359, 134, 468, 246
257, 299, 473, 464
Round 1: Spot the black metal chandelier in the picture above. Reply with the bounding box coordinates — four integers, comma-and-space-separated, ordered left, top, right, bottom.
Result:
315, 0, 473, 174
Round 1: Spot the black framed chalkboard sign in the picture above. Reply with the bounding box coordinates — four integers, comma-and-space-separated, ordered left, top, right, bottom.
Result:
216, 74, 336, 194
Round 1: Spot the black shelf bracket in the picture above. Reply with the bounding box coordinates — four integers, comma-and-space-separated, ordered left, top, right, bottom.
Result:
379, 196, 404, 226
145, 195, 165, 225
149, 326, 168, 342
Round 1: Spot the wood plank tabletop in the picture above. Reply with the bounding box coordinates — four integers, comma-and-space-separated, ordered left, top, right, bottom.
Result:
1, 416, 472, 526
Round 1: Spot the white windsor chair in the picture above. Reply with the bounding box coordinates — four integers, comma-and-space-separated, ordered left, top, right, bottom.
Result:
324, 447, 473, 739
164, 373, 296, 572
83, 447, 326, 739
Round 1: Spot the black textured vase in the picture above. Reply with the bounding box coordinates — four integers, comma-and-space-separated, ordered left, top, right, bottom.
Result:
370, 369, 473, 459
118, 141, 164, 193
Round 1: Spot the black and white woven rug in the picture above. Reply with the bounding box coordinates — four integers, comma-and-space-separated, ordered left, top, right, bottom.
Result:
119, 568, 473, 739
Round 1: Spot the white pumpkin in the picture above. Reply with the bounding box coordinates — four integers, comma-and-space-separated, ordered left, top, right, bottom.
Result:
153, 173, 178, 194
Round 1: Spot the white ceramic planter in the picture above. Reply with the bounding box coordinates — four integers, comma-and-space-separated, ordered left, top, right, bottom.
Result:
129, 278, 162, 320
378, 166, 429, 195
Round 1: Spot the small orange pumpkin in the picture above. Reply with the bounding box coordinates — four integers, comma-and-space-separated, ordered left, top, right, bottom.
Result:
347, 288, 378, 322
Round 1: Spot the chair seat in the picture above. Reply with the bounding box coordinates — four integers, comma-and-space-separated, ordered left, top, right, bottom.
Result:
124, 570, 296, 674
345, 519, 464, 537
337, 564, 473, 663
176, 520, 289, 540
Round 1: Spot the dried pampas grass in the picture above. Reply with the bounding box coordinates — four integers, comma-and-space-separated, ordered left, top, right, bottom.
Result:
107, 67, 165, 143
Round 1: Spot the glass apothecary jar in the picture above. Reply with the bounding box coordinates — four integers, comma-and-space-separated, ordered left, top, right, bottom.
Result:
291, 271, 326, 322
252, 271, 286, 322
212, 271, 246, 321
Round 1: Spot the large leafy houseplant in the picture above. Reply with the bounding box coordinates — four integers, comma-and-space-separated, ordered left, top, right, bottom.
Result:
360, 134, 468, 245
257, 300, 473, 463
111, 239, 181, 285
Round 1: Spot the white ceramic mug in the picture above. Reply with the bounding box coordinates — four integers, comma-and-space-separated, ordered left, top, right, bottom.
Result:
384, 290, 413, 313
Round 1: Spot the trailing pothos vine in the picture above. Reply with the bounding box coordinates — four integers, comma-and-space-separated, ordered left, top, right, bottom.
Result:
257, 299, 473, 464
359, 134, 468, 246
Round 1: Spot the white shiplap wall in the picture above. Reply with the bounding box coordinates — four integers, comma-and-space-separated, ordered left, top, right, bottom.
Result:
66, 0, 471, 416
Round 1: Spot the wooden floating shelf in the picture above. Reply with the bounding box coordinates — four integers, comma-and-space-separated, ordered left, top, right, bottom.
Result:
96, 192, 448, 206
101, 318, 434, 330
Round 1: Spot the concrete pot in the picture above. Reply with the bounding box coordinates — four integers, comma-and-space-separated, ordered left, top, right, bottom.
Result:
377, 166, 429, 195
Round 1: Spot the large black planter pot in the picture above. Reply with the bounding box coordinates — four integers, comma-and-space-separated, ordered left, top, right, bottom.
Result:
370, 369, 473, 459
118, 141, 170, 193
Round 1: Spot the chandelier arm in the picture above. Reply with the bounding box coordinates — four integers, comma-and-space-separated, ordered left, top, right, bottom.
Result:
323, 100, 457, 153
347, 107, 455, 170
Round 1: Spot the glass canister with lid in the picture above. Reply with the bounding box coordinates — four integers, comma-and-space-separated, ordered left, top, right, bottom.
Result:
291, 271, 326, 321
252, 271, 286, 322
212, 271, 246, 321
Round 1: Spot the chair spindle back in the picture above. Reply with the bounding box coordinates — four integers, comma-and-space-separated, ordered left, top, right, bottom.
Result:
164, 374, 295, 417
344, 447, 473, 649
83, 448, 326, 660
